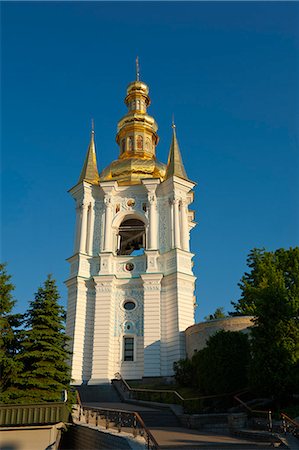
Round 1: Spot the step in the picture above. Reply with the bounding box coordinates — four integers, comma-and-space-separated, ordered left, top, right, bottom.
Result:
76, 384, 121, 404
138, 410, 181, 428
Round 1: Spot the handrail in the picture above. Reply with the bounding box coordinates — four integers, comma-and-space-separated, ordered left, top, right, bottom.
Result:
114, 372, 184, 401
78, 404, 160, 449
114, 372, 240, 408
233, 393, 273, 433
234, 394, 270, 415
281, 412, 299, 433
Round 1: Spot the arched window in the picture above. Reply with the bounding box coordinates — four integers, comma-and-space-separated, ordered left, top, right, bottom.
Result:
145, 138, 151, 151
137, 135, 143, 150
117, 218, 145, 255
121, 139, 125, 153
128, 136, 133, 151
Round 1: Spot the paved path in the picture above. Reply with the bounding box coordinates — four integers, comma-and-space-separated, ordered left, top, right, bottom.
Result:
83, 401, 160, 411
279, 433, 299, 450
79, 403, 277, 449
149, 427, 275, 449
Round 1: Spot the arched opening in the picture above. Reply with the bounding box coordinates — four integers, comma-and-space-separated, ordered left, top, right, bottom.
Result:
117, 218, 146, 255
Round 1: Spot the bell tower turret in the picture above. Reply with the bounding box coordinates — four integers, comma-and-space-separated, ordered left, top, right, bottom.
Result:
66, 63, 197, 384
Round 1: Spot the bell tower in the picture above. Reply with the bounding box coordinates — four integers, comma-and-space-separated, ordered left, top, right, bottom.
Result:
66, 68, 196, 384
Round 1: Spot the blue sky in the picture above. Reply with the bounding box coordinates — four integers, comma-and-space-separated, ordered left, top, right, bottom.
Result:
2, 1, 299, 322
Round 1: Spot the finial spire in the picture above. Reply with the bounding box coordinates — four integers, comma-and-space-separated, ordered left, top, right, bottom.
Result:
78, 125, 100, 184
172, 113, 175, 129
136, 56, 140, 81
165, 122, 188, 181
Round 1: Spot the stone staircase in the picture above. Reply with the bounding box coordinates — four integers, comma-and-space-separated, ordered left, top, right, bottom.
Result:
138, 409, 181, 428
72, 384, 294, 449
59, 423, 133, 449
76, 383, 121, 404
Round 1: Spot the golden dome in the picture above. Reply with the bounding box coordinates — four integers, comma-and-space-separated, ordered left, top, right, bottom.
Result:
100, 157, 166, 185
100, 78, 166, 185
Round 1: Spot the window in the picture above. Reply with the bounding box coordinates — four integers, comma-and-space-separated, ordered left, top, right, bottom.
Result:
137, 135, 143, 150
117, 218, 145, 255
124, 337, 134, 361
123, 301, 136, 311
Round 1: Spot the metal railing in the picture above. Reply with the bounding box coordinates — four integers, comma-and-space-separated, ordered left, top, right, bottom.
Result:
113, 372, 184, 404
0, 402, 70, 427
281, 412, 299, 438
233, 393, 273, 432
113, 372, 237, 414
77, 404, 160, 450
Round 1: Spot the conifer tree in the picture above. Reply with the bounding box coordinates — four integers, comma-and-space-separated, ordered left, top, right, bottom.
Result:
0, 263, 23, 402
232, 247, 299, 399
14, 275, 72, 403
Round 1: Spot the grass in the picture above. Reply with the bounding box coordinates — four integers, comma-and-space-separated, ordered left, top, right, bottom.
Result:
127, 380, 201, 398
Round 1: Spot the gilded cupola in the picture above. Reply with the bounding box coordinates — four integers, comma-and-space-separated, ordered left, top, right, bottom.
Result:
100, 61, 166, 185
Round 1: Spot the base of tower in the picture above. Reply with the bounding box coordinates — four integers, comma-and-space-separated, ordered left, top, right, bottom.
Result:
87, 378, 111, 385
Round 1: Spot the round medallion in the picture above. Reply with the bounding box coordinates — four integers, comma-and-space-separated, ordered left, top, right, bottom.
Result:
125, 262, 134, 272
127, 199, 135, 207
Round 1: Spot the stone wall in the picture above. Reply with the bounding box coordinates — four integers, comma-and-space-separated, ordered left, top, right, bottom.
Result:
60, 424, 132, 450
185, 316, 254, 358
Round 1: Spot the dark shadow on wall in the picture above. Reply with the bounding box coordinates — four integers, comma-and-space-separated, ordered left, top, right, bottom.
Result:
82, 279, 96, 383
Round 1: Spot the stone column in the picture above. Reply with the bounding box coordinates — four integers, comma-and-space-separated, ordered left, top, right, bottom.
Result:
180, 199, 189, 251
87, 202, 95, 255
90, 276, 115, 383
103, 197, 113, 252
79, 201, 88, 254
74, 203, 81, 253
141, 273, 163, 377
169, 198, 174, 249
148, 194, 157, 250
173, 197, 181, 249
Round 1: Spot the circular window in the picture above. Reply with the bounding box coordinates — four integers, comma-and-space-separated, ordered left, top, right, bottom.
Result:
123, 301, 136, 311
125, 262, 134, 272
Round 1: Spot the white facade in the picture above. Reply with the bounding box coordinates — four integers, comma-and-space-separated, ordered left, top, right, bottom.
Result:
66, 78, 196, 384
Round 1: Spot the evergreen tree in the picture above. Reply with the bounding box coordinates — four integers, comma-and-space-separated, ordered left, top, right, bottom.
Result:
0, 263, 23, 402
232, 247, 299, 399
204, 307, 226, 321
13, 275, 72, 403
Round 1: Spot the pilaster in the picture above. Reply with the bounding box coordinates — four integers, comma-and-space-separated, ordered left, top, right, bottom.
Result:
90, 275, 115, 383
141, 273, 163, 376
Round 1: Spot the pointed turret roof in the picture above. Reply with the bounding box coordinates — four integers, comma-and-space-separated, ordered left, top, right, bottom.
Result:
78, 127, 100, 184
165, 123, 188, 181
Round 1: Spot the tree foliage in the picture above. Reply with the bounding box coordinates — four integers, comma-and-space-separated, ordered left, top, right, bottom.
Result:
174, 330, 250, 395
173, 358, 194, 387
193, 330, 250, 395
232, 247, 299, 398
0, 263, 23, 400
4, 275, 72, 404
204, 307, 226, 321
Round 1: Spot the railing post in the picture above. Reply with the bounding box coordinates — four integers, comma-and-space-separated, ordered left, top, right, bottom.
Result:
133, 415, 137, 438
118, 411, 121, 432
105, 412, 109, 429
268, 410, 272, 433
147, 433, 150, 450
96, 413, 98, 427
282, 415, 287, 434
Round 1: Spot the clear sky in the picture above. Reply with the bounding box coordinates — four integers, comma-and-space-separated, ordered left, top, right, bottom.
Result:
2, 1, 299, 322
